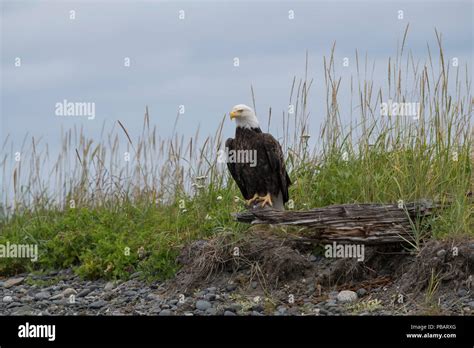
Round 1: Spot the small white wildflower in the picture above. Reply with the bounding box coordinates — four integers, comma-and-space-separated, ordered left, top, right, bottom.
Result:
234, 196, 240, 203
205, 214, 212, 220
342, 151, 349, 161
287, 199, 295, 209
216, 196, 223, 201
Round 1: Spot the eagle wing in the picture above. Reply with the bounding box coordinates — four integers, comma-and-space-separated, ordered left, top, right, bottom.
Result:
225, 137, 250, 199
261, 133, 291, 203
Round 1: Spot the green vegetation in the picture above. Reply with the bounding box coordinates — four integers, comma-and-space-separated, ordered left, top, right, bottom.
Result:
0, 28, 472, 280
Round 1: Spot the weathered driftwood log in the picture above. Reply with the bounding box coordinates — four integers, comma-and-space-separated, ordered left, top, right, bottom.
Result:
234, 201, 443, 245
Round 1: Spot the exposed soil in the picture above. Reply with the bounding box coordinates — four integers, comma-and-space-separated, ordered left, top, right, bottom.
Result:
170, 229, 474, 315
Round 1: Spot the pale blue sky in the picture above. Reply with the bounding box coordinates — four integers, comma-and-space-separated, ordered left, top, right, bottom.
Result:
1, 0, 472, 147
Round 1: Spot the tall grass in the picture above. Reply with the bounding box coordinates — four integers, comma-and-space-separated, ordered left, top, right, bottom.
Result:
0, 28, 472, 279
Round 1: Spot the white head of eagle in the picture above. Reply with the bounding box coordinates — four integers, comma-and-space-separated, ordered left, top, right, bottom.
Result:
226, 104, 291, 210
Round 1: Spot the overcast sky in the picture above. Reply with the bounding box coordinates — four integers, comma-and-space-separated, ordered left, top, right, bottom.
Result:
1, 0, 472, 148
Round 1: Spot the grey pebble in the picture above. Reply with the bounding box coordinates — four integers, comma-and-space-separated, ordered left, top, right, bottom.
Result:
205, 307, 217, 315
7, 301, 23, 309
34, 291, 51, 301
77, 289, 92, 298
104, 282, 115, 291
225, 304, 242, 312
226, 284, 237, 292
3, 295, 13, 303
88, 300, 107, 309
204, 294, 216, 301
11, 305, 34, 316
337, 290, 358, 303
195, 300, 212, 311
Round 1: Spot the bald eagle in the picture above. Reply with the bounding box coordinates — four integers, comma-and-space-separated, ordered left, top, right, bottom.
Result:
226, 104, 291, 210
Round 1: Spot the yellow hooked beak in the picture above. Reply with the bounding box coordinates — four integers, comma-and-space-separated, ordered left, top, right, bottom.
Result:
230, 110, 239, 120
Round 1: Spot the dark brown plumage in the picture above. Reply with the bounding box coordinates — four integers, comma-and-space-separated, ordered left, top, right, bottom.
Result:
226, 104, 291, 210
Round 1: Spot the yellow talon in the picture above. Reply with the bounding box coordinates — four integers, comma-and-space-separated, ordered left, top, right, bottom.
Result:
245, 193, 260, 206
259, 193, 273, 208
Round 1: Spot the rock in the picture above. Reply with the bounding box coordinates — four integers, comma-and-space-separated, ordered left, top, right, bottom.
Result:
123, 290, 138, 297
150, 305, 161, 314
224, 310, 236, 316
251, 281, 258, 289
3, 277, 24, 289
62, 288, 77, 297
77, 289, 92, 298
195, 300, 212, 311
326, 299, 337, 307
169, 299, 179, 305
3, 295, 13, 303
206, 287, 217, 293
104, 282, 115, 291
21, 295, 34, 303
225, 304, 242, 313
205, 307, 217, 315
337, 290, 358, 303
11, 305, 34, 316
309, 255, 318, 262
226, 284, 237, 292
204, 294, 216, 301
467, 301, 474, 308
146, 293, 161, 301
184, 312, 194, 316
436, 249, 446, 258
88, 300, 107, 309
356, 288, 367, 297
159, 309, 172, 316
7, 302, 22, 309
50, 293, 64, 301
457, 289, 468, 297
34, 291, 51, 301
